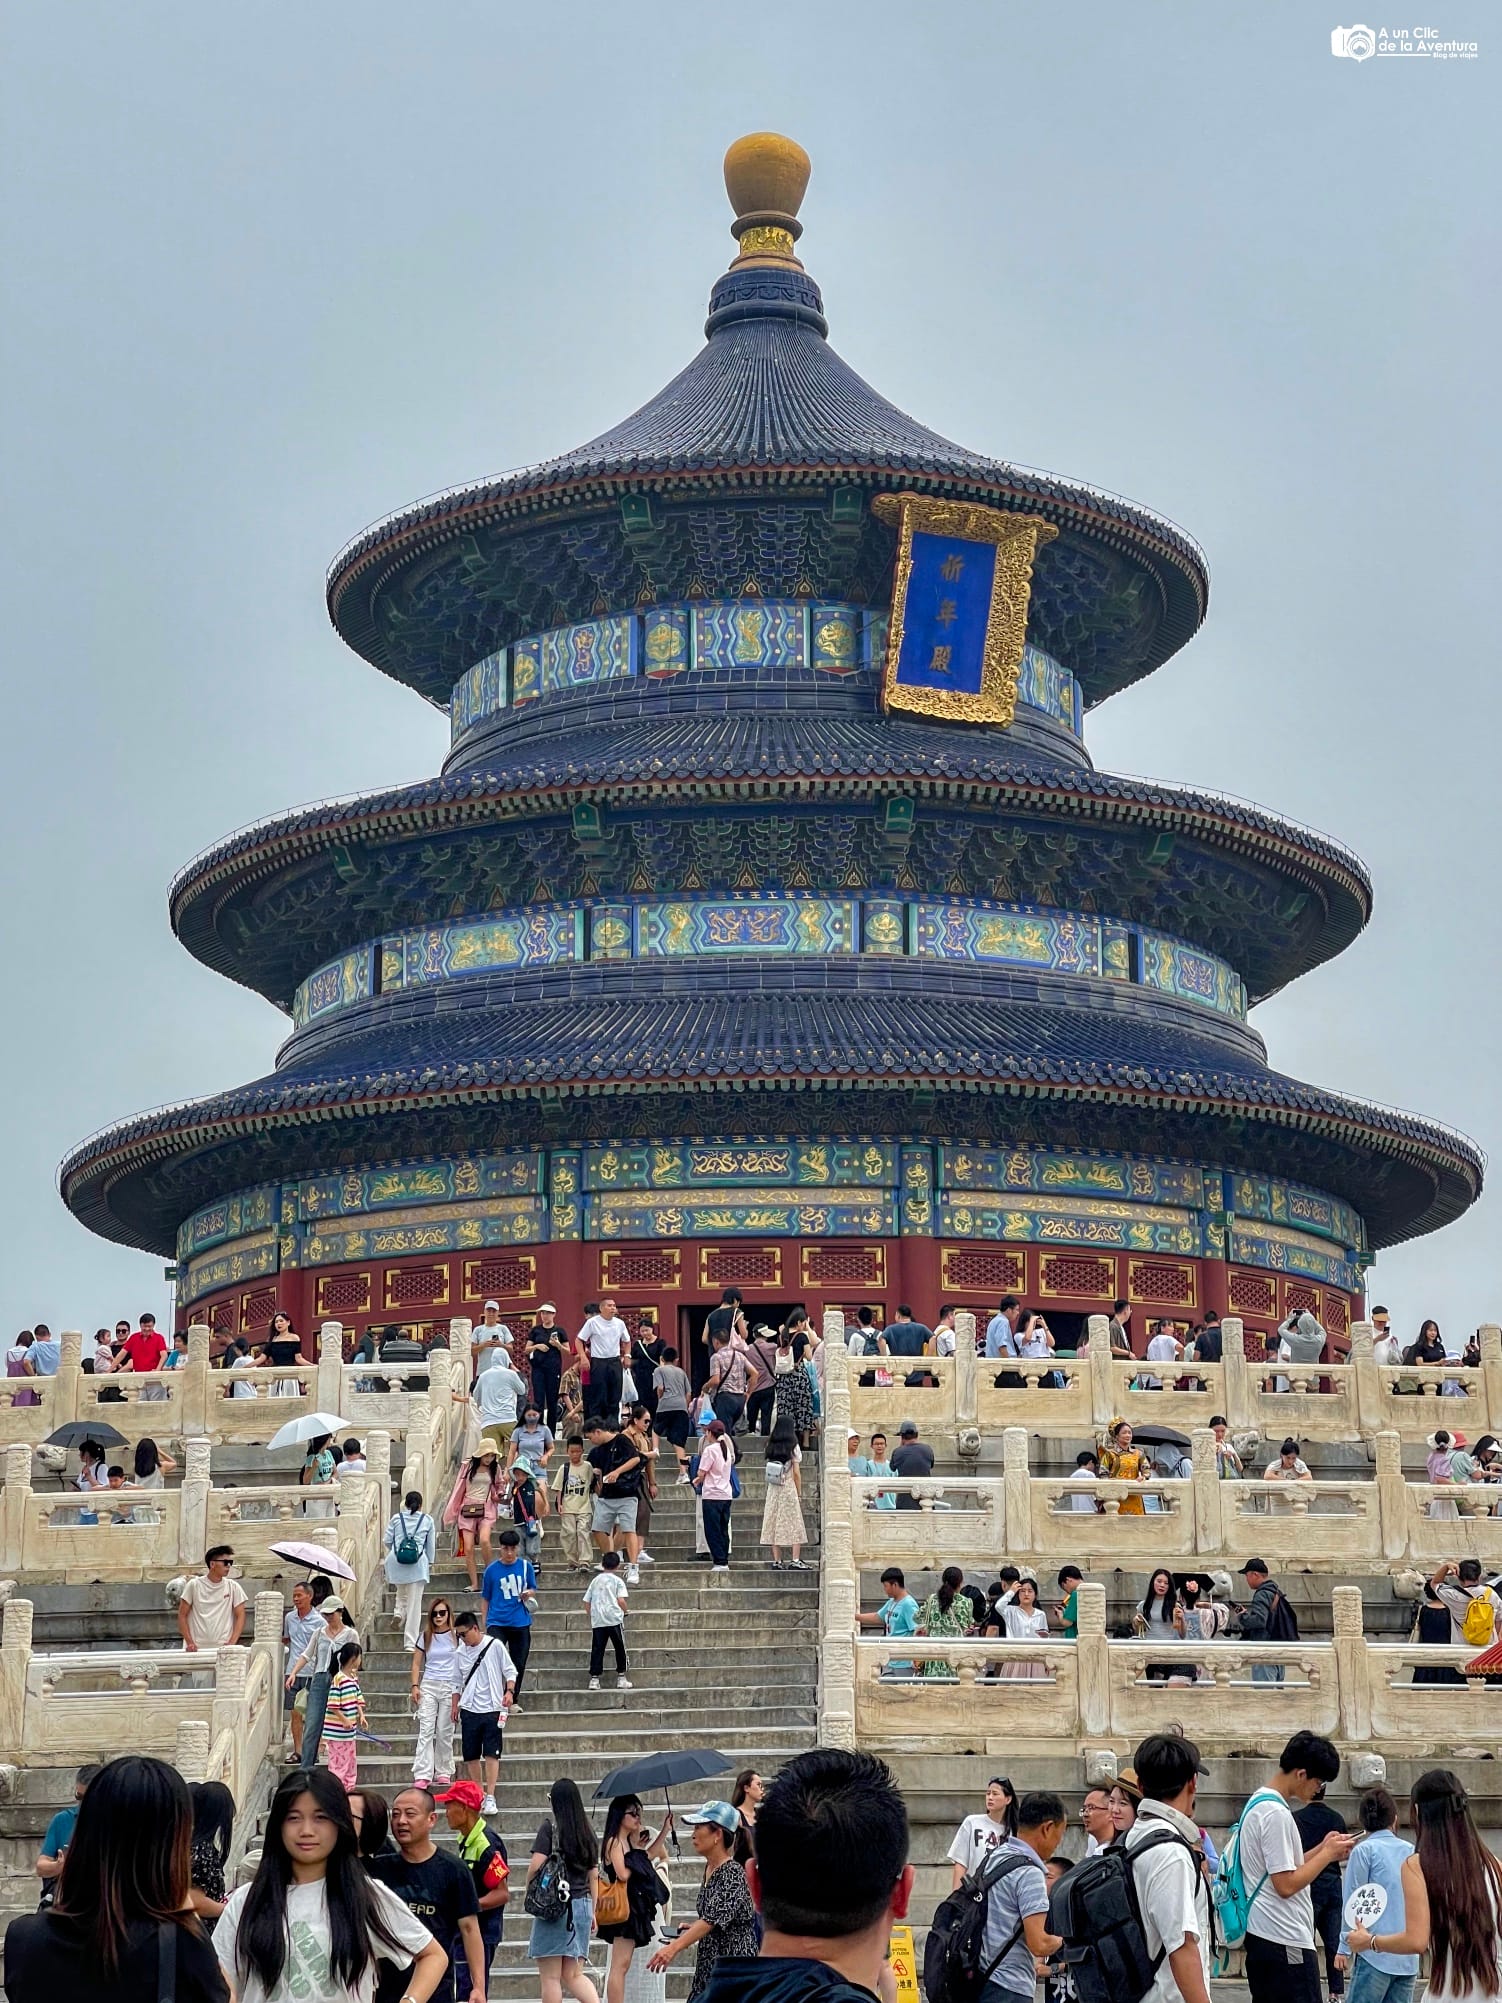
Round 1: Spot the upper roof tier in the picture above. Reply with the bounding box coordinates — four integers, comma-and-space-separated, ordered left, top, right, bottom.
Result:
326, 135, 1208, 709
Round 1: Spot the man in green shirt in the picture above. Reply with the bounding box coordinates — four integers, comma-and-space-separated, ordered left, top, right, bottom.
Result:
1055, 1564, 1085, 1639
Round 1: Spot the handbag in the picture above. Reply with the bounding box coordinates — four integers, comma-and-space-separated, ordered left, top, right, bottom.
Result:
595, 1868, 631, 1927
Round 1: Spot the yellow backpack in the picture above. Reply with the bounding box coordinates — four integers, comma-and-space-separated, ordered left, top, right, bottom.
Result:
1462, 1590, 1495, 1647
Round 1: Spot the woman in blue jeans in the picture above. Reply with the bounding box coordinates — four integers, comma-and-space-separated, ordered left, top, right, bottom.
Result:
1339, 1785, 1419, 2001
287, 1598, 359, 1770
693, 1422, 736, 1572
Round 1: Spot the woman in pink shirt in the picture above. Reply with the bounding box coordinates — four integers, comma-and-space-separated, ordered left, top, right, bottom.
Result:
693, 1420, 737, 1574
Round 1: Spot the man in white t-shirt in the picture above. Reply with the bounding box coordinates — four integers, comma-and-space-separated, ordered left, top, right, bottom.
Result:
177, 1546, 248, 1651
1370, 1305, 1402, 1366
578, 1295, 630, 1424
473, 1301, 513, 1378
1125, 1733, 1214, 2003
945, 1778, 1015, 1888
1139, 1319, 1182, 1391
1063, 1450, 1101, 1512
1235, 1731, 1356, 2003
475, 1356, 529, 1450
1430, 1557, 1502, 1645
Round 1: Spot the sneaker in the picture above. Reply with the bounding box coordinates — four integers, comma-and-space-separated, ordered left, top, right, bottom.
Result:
626, 1565, 641, 1584
711, 1564, 730, 1574
481, 1793, 498, 1815
637, 1550, 654, 1564
616, 1675, 633, 1690
676, 1472, 691, 1485
789, 1558, 809, 1569
770, 1560, 784, 1570
588, 1676, 601, 1690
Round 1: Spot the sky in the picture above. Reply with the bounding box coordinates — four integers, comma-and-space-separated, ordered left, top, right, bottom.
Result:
1, 2, 1495, 1343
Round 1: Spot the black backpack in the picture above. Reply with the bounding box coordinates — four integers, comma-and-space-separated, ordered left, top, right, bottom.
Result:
1264, 1589, 1300, 1642
1049, 1829, 1210, 2003
922, 1847, 1033, 2003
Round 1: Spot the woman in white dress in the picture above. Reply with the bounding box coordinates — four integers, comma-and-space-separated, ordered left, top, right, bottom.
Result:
759, 1413, 807, 1568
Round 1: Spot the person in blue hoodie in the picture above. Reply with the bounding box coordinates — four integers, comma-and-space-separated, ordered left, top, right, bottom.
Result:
701, 1746, 914, 2003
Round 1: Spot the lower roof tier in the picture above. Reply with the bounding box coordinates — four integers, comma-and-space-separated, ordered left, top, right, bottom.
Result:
60, 988, 1481, 1257
167, 722, 1372, 1010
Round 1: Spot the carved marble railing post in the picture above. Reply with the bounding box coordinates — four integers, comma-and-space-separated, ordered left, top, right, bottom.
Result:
1, 1444, 34, 1574
210, 1636, 249, 1754
1331, 1585, 1372, 1742
1374, 1429, 1409, 1562
178, 1438, 213, 1570
174, 1716, 211, 1783
819, 1334, 858, 1748
1480, 1326, 1502, 1436
1220, 1317, 1251, 1429
317, 1322, 345, 1415
954, 1311, 977, 1427
252, 1590, 285, 1744
0, 1597, 33, 1752
1002, 1428, 1033, 1552
450, 1317, 474, 1392
1074, 1582, 1109, 1737
1348, 1322, 1381, 1435
1190, 1427, 1221, 1554
56, 1329, 83, 1427
366, 1429, 393, 1506
1085, 1314, 1115, 1428
184, 1322, 212, 1437
426, 1349, 454, 1466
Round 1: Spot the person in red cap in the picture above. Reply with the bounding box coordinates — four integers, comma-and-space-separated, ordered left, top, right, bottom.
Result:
438, 1781, 509, 1994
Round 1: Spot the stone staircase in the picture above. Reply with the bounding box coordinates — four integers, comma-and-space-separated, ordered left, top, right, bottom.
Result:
353, 1444, 820, 1997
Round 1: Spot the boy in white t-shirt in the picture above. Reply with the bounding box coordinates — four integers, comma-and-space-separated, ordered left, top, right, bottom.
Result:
584, 1549, 632, 1692
1235, 1730, 1356, 2003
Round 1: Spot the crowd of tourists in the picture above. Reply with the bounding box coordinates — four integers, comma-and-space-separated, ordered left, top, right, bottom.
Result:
936, 1729, 1501, 2003
11, 1739, 1502, 2003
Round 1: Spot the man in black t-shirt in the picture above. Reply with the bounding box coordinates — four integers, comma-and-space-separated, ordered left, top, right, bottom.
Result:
370, 1787, 485, 2003
889, 1420, 935, 1511
586, 1418, 644, 1578
1293, 1785, 1348, 2001
703, 1289, 746, 1360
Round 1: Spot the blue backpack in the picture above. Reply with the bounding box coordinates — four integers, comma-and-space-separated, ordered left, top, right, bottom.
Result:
1211, 1787, 1281, 1961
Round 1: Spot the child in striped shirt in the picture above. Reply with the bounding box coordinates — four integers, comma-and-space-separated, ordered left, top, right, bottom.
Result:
322, 1641, 366, 1788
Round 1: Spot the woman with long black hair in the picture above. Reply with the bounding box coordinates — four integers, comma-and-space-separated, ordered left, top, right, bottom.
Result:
188, 1780, 236, 1922
1348, 1768, 1502, 2001
213, 1767, 446, 2003
597, 1794, 670, 2003
527, 1776, 600, 2003
2, 1755, 227, 2000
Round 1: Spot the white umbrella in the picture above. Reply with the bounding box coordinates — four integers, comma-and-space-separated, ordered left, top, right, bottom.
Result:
265, 1411, 347, 1452
268, 1539, 356, 1580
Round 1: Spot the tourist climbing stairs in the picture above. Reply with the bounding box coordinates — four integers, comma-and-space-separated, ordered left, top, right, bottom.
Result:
357, 1441, 820, 1997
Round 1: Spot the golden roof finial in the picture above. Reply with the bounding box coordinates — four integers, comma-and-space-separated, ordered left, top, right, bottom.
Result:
723, 132, 810, 268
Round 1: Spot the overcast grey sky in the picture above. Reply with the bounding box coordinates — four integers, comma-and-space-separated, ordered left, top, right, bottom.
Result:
2, 1, 1494, 1342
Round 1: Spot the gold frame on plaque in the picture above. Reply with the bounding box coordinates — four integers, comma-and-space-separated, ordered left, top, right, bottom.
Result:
872, 492, 1058, 726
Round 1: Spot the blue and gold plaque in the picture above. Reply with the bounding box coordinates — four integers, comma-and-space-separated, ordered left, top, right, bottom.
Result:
872, 493, 1058, 725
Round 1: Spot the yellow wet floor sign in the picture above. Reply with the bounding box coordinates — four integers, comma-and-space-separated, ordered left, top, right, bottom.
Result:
887, 1923, 919, 2003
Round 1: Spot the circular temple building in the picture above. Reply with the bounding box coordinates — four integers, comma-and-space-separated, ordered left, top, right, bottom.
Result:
61, 135, 1482, 1355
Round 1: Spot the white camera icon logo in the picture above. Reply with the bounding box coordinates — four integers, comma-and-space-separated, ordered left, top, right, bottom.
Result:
1331, 23, 1377, 59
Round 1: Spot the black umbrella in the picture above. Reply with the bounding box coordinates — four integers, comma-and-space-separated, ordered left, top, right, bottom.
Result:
593, 1749, 731, 1799
44, 1421, 127, 1449
593, 1749, 734, 1855
1126, 1422, 1192, 1449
